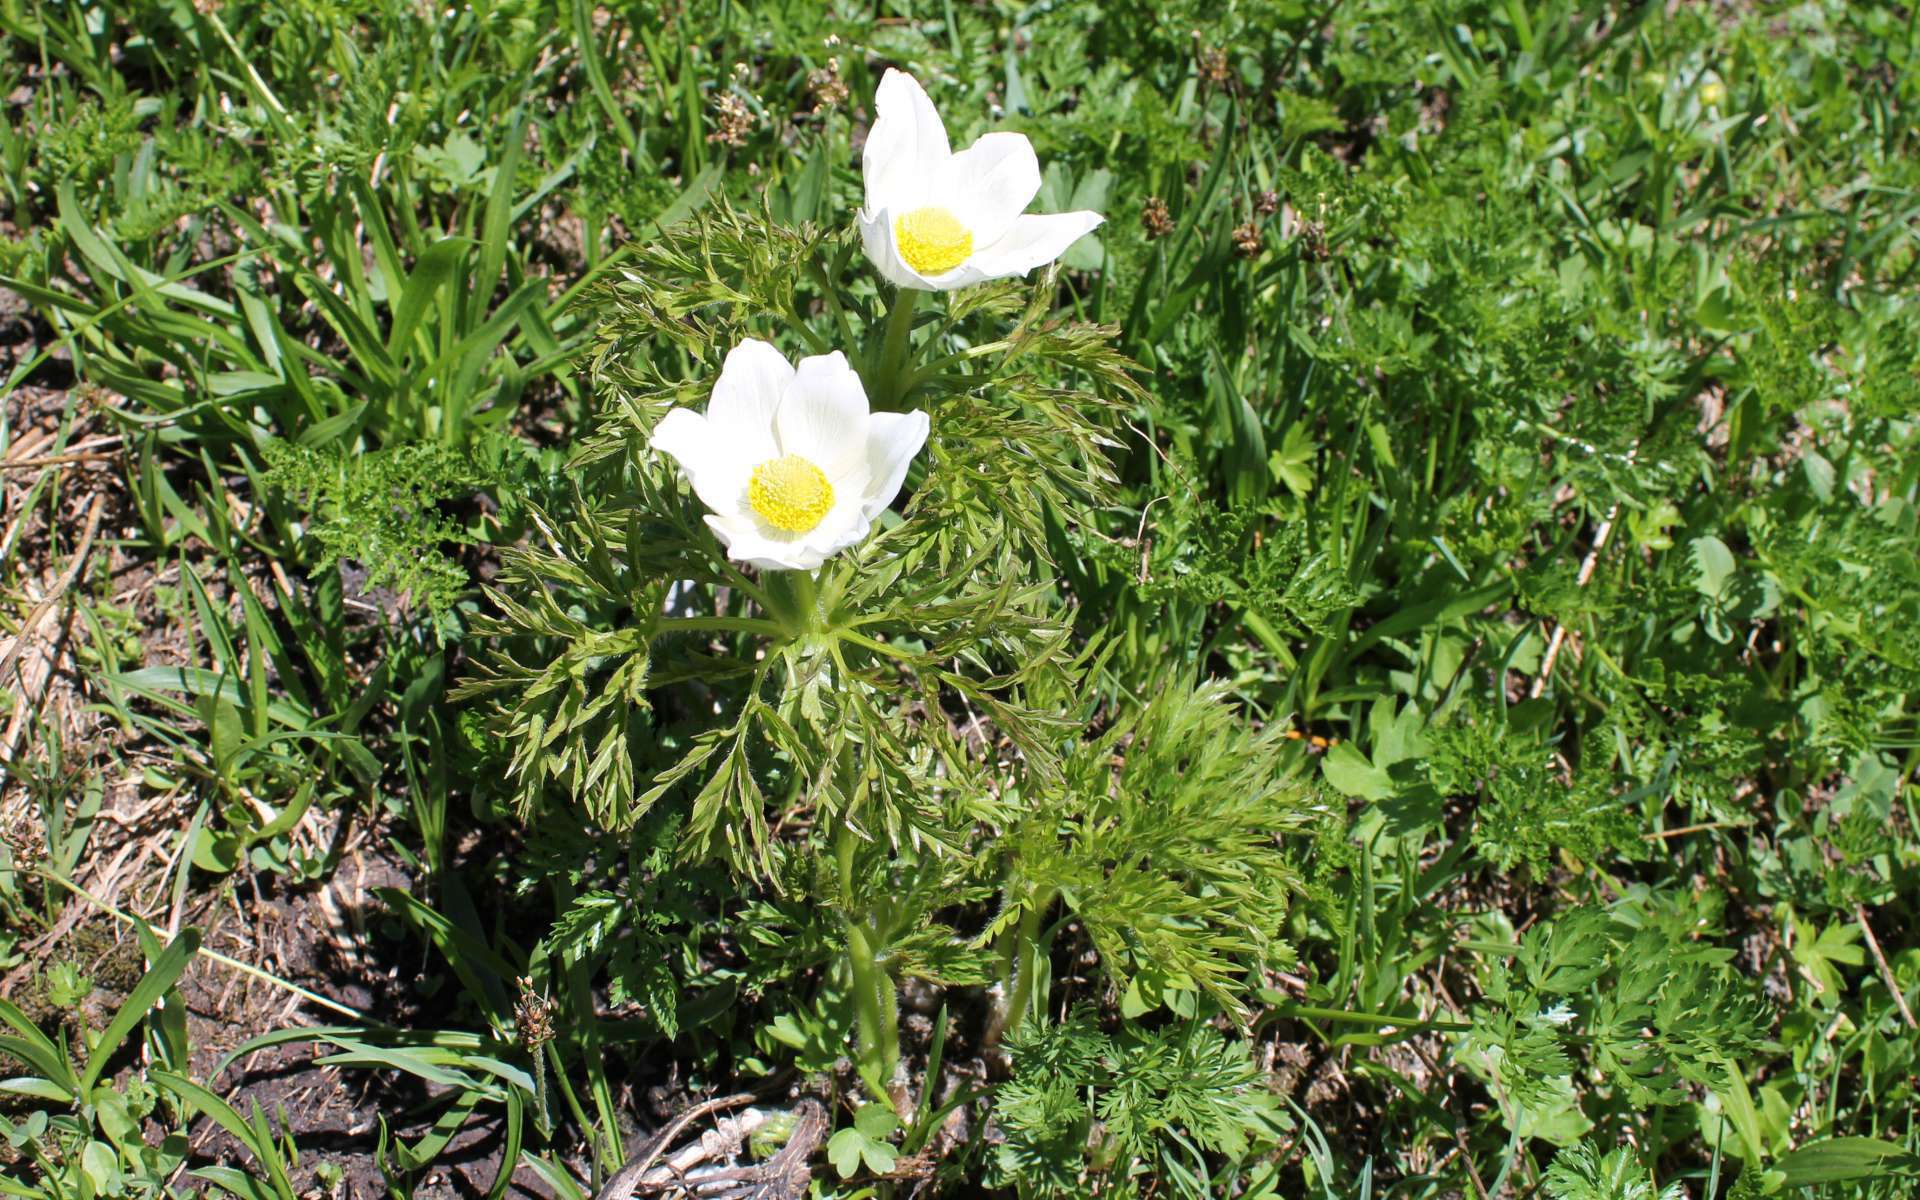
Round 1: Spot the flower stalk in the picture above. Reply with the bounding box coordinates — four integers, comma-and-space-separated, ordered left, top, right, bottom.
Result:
987, 884, 1057, 1048
835, 821, 902, 1109
845, 916, 901, 1106
760, 569, 821, 637
869, 286, 920, 410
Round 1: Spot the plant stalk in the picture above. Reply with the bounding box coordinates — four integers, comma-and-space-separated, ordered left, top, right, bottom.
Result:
834, 821, 901, 1109
870, 287, 921, 409
844, 917, 901, 1108
988, 885, 1056, 1048
760, 569, 821, 636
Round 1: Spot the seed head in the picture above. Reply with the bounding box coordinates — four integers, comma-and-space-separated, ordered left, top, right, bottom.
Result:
707, 92, 756, 146
1232, 221, 1263, 259
807, 56, 849, 112
515, 976, 557, 1050
1297, 218, 1329, 262
1141, 196, 1174, 240
1197, 45, 1231, 87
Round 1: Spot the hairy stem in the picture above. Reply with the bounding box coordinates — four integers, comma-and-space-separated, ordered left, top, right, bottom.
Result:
758, 569, 820, 637
869, 286, 921, 409
655, 615, 786, 637
834, 823, 901, 1108
988, 886, 1056, 1048
845, 918, 900, 1106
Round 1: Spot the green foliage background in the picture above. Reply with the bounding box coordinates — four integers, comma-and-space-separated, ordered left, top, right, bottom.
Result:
2, 0, 1918, 1197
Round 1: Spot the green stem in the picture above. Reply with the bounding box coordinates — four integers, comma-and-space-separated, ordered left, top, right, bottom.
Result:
759, 569, 821, 636
812, 260, 859, 351
845, 918, 900, 1106
544, 1039, 592, 1145
793, 568, 818, 625
655, 615, 785, 637
995, 886, 1056, 1045
837, 629, 919, 662
900, 337, 1011, 393
870, 287, 921, 409
835, 823, 899, 1108
554, 877, 623, 1170
1264, 1001, 1474, 1034
1005, 909, 1042, 1037
785, 310, 831, 353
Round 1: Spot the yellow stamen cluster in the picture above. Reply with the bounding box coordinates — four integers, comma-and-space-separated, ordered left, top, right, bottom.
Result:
748, 455, 834, 533
893, 206, 973, 276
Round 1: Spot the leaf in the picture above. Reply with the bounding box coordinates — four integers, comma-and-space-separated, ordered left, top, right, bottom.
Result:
1690, 535, 1737, 599
827, 1107, 900, 1179
311, 1045, 494, 1094
861, 1136, 900, 1176
853, 1103, 900, 1140
570, 0, 636, 152
1346, 580, 1512, 661
1069, 167, 1112, 213
415, 132, 489, 190
0, 997, 77, 1098
191, 1165, 280, 1200
1801, 451, 1835, 502
0, 1076, 75, 1102
1267, 422, 1318, 498
1508, 1073, 1592, 1147
79, 927, 202, 1094
153, 1072, 298, 1200
472, 113, 527, 329
55, 183, 237, 317
826, 1127, 867, 1180
1771, 1137, 1920, 1186
103, 666, 316, 729
1791, 919, 1864, 1001
82, 1140, 122, 1195
1524, 910, 1612, 994
388, 238, 470, 358
1322, 743, 1393, 802
191, 829, 244, 873
1717, 1061, 1767, 1165
376, 887, 517, 1021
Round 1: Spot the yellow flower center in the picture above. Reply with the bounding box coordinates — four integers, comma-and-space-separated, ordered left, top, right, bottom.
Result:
748, 454, 834, 533
893, 206, 973, 276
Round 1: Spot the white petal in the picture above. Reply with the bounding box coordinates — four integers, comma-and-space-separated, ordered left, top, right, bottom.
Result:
803, 513, 875, 562
804, 469, 878, 558
858, 410, 930, 523
651, 408, 749, 518
863, 69, 950, 216
941, 132, 1040, 247
967, 211, 1105, 281
706, 515, 828, 571
707, 339, 790, 459
859, 208, 949, 292
775, 351, 870, 479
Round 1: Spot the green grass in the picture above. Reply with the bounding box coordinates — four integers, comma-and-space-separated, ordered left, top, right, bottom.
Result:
2, 0, 1918, 1197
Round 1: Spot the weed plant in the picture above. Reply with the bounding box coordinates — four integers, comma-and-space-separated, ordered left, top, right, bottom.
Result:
2, 1, 1918, 1198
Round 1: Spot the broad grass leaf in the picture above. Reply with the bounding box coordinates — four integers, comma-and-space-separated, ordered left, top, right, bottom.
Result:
1770, 1137, 1920, 1186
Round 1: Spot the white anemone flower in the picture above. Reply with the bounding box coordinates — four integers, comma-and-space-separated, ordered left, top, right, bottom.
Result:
651, 339, 930, 572
858, 69, 1103, 291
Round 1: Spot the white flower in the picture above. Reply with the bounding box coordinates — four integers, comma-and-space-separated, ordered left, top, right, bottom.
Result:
858, 69, 1103, 291
651, 339, 930, 571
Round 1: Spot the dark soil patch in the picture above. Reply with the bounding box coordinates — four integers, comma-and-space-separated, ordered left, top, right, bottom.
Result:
176, 832, 557, 1200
